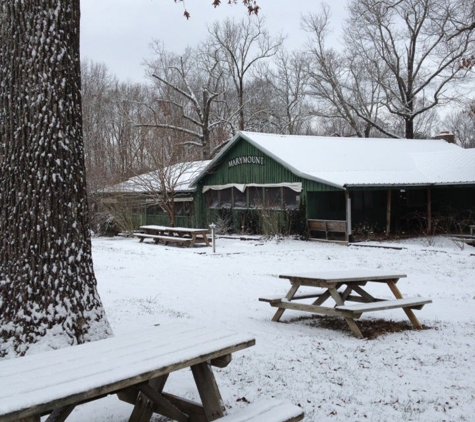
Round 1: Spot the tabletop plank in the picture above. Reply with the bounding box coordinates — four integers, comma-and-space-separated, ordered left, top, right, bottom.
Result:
140, 225, 209, 234
279, 269, 406, 283
0, 324, 255, 421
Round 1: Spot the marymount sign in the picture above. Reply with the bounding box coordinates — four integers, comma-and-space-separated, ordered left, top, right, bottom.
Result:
228, 156, 265, 168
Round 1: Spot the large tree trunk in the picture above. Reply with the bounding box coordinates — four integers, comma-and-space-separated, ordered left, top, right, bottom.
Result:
0, 0, 112, 358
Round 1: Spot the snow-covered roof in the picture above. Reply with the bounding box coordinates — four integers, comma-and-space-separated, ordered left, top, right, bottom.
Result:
193, 132, 475, 188
102, 160, 211, 194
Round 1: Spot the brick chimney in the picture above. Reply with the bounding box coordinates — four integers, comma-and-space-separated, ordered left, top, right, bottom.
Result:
434, 130, 455, 144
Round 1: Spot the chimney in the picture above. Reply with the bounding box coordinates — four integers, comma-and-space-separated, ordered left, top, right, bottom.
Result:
434, 130, 455, 144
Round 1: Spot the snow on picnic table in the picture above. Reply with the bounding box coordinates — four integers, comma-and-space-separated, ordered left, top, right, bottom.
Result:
61, 236, 475, 420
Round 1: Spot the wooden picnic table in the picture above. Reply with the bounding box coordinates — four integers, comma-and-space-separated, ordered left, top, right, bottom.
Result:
0, 324, 256, 422
137, 225, 211, 247
260, 269, 432, 338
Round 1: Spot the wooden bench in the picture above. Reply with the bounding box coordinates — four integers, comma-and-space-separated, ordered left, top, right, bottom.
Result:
152, 234, 192, 246
259, 292, 325, 304
218, 399, 304, 422
308, 219, 348, 241
135, 233, 162, 242
336, 297, 432, 316
0, 324, 261, 422
137, 225, 211, 247
135, 233, 192, 247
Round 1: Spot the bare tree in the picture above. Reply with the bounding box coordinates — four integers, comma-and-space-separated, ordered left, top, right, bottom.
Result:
256, 50, 313, 134
134, 160, 204, 228
107, 81, 156, 178
344, 0, 475, 139
141, 42, 226, 160
81, 60, 117, 192
208, 15, 285, 131
443, 103, 475, 148
382, 100, 441, 139
302, 6, 385, 138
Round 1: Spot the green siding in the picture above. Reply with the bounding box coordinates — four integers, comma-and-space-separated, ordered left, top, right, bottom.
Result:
194, 137, 343, 232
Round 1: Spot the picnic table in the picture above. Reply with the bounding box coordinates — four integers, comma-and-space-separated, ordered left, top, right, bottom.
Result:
260, 269, 432, 338
0, 323, 303, 422
136, 225, 211, 247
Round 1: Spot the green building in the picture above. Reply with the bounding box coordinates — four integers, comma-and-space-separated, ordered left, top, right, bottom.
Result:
190, 131, 475, 240
100, 160, 210, 231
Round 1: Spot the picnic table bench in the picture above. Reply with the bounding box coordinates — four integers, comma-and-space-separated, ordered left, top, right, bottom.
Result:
136, 225, 211, 247
0, 323, 303, 422
307, 219, 348, 242
260, 269, 431, 338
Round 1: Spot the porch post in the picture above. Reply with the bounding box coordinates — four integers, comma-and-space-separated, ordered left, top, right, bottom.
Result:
386, 190, 392, 235
345, 190, 352, 241
427, 187, 432, 233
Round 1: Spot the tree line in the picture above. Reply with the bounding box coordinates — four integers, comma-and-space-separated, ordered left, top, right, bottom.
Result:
83, 0, 475, 202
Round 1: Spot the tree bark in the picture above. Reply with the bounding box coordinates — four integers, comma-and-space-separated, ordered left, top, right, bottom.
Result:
0, 0, 112, 357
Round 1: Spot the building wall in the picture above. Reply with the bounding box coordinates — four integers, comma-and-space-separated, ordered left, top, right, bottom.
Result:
194, 137, 343, 233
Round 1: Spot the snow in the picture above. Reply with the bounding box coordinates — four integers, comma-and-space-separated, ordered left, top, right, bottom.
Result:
102, 160, 211, 194
4, 235, 475, 421
196, 131, 475, 188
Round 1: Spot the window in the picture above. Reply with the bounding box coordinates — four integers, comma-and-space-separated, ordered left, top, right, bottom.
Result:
175, 201, 192, 216
283, 187, 299, 210
265, 187, 282, 209
248, 187, 263, 208
220, 188, 232, 208
206, 190, 220, 208
206, 188, 232, 209
205, 184, 301, 211
233, 187, 247, 208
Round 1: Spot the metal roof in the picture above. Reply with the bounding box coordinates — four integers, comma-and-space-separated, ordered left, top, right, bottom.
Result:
192, 132, 475, 188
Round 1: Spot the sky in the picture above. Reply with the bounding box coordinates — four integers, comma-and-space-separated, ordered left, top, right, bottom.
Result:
80, 0, 348, 83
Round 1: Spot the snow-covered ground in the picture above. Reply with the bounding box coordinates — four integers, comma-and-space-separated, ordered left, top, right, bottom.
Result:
59, 235, 475, 420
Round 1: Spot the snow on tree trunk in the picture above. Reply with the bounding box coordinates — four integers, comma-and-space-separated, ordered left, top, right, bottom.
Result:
0, 0, 112, 358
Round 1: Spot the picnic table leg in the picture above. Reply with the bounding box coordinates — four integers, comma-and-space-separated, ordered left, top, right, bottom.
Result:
272, 284, 300, 322
351, 285, 376, 302
312, 289, 332, 305
328, 288, 364, 339
191, 362, 225, 421
340, 285, 353, 302
201, 233, 210, 247
386, 280, 423, 329
127, 376, 174, 422
44, 404, 76, 422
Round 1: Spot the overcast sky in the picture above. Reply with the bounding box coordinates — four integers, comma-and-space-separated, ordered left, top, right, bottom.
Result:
80, 0, 348, 83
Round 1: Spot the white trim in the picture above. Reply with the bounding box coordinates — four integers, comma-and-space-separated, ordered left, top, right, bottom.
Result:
144, 197, 193, 204
203, 182, 302, 193
203, 183, 246, 193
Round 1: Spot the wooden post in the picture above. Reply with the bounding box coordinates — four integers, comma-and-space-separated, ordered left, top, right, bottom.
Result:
345, 191, 352, 242
427, 188, 432, 234
191, 362, 225, 420
387, 280, 423, 329
386, 190, 392, 235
